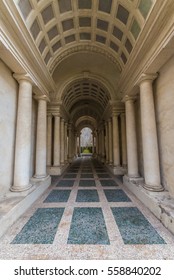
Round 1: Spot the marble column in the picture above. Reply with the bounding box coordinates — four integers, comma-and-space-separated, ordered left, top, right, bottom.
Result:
125, 96, 139, 177
60, 118, 65, 165
139, 74, 164, 191
112, 112, 120, 167
101, 127, 105, 162
108, 118, 113, 165
64, 122, 68, 163
11, 74, 33, 192
34, 96, 47, 179
79, 133, 81, 156
53, 114, 60, 166
68, 123, 72, 161
92, 132, 95, 155
120, 113, 127, 167
105, 122, 109, 163
47, 113, 52, 166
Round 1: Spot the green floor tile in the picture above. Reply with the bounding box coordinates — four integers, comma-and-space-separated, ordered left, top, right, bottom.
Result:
104, 189, 131, 202
76, 190, 99, 202
44, 190, 71, 203
68, 207, 110, 244
79, 180, 96, 187
57, 180, 75, 187
11, 208, 64, 244
111, 207, 165, 244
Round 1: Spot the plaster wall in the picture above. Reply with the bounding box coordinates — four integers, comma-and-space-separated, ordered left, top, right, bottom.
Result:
154, 55, 174, 196
0, 60, 18, 194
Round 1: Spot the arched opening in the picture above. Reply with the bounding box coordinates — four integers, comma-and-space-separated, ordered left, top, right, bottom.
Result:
80, 127, 93, 155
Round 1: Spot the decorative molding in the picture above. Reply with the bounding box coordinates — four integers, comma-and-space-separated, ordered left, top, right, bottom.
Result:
49, 45, 122, 75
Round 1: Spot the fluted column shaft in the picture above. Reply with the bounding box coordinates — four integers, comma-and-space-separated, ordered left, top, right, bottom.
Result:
125, 96, 139, 177
53, 115, 60, 166
34, 97, 47, 178
139, 74, 163, 191
11, 75, 33, 191
112, 113, 120, 166
47, 114, 52, 166
120, 113, 127, 167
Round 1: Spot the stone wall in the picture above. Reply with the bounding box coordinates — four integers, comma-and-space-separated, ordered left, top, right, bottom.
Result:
154, 55, 174, 196
0, 60, 18, 195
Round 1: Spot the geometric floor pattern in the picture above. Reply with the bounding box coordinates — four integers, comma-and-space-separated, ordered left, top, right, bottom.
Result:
1, 156, 174, 259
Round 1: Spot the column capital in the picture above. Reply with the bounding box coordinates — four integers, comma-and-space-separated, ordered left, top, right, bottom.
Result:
35, 95, 49, 102
13, 73, 33, 84
112, 110, 120, 117
52, 113, 60, 118
137, 73, 158, 85
122, 95, 137, 103
47, 113, 52, 118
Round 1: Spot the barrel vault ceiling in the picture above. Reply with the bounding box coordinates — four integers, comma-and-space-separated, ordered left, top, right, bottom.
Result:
2, 0, 158, 130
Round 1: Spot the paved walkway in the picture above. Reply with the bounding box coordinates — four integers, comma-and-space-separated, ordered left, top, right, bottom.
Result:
1, 157, 174, 259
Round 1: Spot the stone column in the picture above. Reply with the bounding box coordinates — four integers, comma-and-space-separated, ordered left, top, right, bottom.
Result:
64, 122, 68, 163
47, 113, 52, 166
108, 118, 113, 165
101, 127, 105, 162
11, 74, 33, 192
105, 122, 109, 163
53, 114, 60, 166
68, 123, 72, 161
125, 96, 139, 177
120, 113, 127, 167
92, 132, 94, 155
139, 74, 163, 191
34, 96, 48, 179
96, 130, 99, 157
112, 112, 120, 167
60, 118, 65, 165
78, 133, 81, 156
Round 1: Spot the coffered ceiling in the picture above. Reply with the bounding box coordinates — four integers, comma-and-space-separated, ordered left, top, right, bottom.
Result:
15, 0, 154, 74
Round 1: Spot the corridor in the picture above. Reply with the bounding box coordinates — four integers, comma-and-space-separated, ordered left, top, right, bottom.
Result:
0, 157, 174, 260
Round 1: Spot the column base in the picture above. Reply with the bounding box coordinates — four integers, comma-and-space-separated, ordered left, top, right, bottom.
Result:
143, 183, 164, 192
31, 174, 50, 182
108, 165, 127, 175
124, 174, 144, 185
47, 164, 68, 175
10, 183, 32, 192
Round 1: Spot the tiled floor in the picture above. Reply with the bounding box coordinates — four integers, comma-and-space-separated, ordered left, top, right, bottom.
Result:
1, 157, 174, 259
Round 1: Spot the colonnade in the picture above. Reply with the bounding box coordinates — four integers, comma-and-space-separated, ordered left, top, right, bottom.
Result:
10, 73, 163, 193
94, 112, 127, 172
46, 114, 76, 173
10, 74, 49, 192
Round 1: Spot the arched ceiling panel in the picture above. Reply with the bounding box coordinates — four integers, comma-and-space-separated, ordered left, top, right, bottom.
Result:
16, 0, 155, 72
